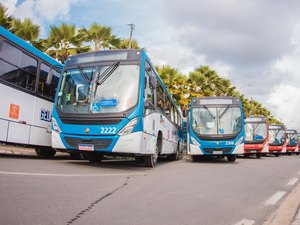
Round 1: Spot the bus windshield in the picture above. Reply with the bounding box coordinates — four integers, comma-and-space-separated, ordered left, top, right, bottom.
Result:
245, 122, 267, 143
269, 129, 285, 145
57, 64, 140, 114
192, 106, 242, 136
287, 133, 297, 145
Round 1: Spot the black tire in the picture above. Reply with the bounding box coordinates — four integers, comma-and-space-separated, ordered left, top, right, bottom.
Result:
35, 147, 56, 158
244, 154, 250, 158
144, 141, 159, 167
274, 153, 279, 157
287, 152, 292, 156
167, 143, 180, 161
83, 152, 103, 163
192, 155, 200, 162
227, 154, 237, 162
256, 153, 262, 159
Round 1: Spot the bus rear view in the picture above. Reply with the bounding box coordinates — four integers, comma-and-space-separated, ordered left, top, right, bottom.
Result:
188, 97, 244, 162
244, 116, 269, 158
268, 124, 287, 156
286, 129, 298, 155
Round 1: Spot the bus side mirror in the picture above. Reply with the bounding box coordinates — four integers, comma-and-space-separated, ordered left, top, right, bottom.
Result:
183, 109, 189, 117
46, 69, 54, 86
149, 76, 156, 89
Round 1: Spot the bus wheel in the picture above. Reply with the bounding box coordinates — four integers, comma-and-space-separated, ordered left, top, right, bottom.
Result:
274, 153, 279, 157
144, 142, 159, 167
244, 154, 250, 158
35, 147, 56, 158
227, 155, 237, 162
192, 155, 199, 162
69, 152, 84, 160
167, 143, 180, 161
256, 153, 262, 159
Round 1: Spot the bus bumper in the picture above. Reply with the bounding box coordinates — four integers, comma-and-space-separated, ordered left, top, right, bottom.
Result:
190, 143, 244, 155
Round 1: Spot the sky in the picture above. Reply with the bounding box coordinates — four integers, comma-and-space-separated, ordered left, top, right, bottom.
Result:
3, 0, 300, 130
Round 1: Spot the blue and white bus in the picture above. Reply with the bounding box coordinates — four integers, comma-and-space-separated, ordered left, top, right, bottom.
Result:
0, 26, 62, 157
187, 97, 244, 162
51, 49, 183, 167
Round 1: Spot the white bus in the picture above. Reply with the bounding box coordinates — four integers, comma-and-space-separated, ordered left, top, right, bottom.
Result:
0, 26, 62, 157
51, 49, 184, 167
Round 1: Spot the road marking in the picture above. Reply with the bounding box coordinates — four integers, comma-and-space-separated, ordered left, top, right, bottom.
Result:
0, 171, 147, 177
264, 191, 286, 206
287, 178, 299, 186
234, 219, 255, 225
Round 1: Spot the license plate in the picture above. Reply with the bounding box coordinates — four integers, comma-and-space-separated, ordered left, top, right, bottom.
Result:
250, 151, 257, 153
213, 151, 222, 155
78, 144, 94, 151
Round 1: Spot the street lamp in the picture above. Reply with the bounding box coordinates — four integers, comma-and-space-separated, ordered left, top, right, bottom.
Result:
127, 23, 135, 49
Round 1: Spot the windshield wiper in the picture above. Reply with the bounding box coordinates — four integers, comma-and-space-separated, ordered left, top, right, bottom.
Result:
78, 65, 90, 82
203, 106, 216, 119
94, 61, 120, 97
219, 105, 230, 119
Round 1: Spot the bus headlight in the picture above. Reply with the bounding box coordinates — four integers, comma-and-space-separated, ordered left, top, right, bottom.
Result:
52, 118, 62, 134
235, 136, 244, 146
118, 117, 139, 136
191, 136, 201, 147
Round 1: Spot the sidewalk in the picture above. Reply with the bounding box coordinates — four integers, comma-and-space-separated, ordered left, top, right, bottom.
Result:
291, 207, 300, 225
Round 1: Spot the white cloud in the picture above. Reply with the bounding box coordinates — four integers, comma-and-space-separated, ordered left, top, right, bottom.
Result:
2, 0, 80, 36
266, 84, 300, 130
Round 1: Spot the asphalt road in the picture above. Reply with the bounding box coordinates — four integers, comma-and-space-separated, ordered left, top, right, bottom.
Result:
0, 152, 299, 225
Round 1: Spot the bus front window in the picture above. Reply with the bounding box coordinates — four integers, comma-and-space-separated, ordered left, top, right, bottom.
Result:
57, 64, 140, 114
245, 123, 268, 142
192, 106, 242, 136
269, 129, 285, 144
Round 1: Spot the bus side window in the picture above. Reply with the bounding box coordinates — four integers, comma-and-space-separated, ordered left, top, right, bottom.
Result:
39, 63, 59, 102
0, 40, 37, 92
171, 104, 175, 123
144, 62, 154, 105
165, 96, 171, 118
156, 83, 164, 111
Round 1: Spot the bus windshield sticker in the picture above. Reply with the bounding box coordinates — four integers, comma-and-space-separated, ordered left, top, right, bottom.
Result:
99, 99, 118, 107
219, 128, 224, 134
92, 102, 101, 112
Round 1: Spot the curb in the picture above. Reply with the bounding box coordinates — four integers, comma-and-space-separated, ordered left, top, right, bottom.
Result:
263, 182, 300, 225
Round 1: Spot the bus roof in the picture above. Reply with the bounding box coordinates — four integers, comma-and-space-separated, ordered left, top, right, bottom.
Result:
65, 49, 143, 67
191, 96, 241, 107
0, 26, 61, 67
245, 116, 267, 123
269, 124, 285, 130
286, 129, 297, 134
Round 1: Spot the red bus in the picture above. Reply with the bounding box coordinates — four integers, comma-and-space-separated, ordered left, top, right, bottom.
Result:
268, 124, 287, 157
244, 116, 269, 158
286, 129, 298, 155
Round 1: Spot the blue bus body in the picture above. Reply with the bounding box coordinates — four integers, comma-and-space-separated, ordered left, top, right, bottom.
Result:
188, 97, 245, 162
52, 50, 183, 167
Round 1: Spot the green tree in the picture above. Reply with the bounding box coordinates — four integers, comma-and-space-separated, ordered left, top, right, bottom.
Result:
117, 38, 140, 49
79, 23, 120, 51
46, 23, 90, 63
11, 18, 40, 43
0, 3, 12, 29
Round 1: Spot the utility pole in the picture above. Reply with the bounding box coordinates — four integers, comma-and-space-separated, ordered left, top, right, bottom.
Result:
127, 23, 135, 49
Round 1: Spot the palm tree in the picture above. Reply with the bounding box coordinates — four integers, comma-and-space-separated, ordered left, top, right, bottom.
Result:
10, 18, 40, 43
79, 23, 120, 51
46, 23, 90, 63
0, 3, 12, 30
117, 38, 140, 49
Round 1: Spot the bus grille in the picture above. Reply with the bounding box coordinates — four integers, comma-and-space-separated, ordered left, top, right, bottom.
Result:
203, 148, 232, 154
60, 117, 122, 125
64, 137, 113, 150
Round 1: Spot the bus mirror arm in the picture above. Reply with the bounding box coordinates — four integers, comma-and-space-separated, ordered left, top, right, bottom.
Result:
144, 100, 155, 110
